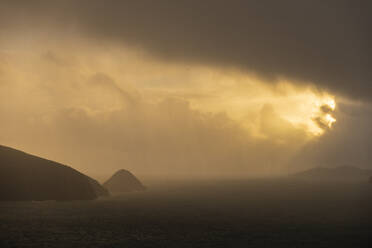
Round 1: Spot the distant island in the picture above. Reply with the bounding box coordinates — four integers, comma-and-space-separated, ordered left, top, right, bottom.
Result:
0, 145, 108, 201
293, 165, 372, 182
104, 169, 146, 194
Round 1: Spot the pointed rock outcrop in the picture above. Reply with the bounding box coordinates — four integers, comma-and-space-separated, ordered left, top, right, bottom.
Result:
103, 169, 146, 193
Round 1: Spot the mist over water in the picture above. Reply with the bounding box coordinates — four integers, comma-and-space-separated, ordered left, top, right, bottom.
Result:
1, 179, 371, 248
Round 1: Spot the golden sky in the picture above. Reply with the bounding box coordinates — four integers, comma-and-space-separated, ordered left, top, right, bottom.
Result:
0, 1, 370, 180
0, 35, 339, 179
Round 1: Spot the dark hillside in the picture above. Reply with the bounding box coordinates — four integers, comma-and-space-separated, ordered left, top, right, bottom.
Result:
0, 145, 99, 201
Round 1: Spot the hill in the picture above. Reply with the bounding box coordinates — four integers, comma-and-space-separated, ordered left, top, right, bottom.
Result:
103, 169, 146, 193
293, 165, 372, 182
0, 145, 106, 201
87, 177, 110, 198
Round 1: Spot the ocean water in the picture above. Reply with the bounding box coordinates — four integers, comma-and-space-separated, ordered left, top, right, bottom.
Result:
0, 179, 371, 247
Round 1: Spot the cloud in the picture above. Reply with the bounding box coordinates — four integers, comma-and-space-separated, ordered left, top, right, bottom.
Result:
0, 48, 315, 179
0, 35, 370, 180
291, 101, 372, 171
1, 0, 371, 100
259, 104, 307, 142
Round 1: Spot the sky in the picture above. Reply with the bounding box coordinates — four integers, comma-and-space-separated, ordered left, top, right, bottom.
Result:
0, 1, 371, 180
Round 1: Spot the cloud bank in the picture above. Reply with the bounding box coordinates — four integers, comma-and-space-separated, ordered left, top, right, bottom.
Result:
1, 0, 371, 100
0, 44, 327, 179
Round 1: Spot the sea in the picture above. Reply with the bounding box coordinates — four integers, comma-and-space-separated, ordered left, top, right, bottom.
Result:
1, 179, 371, 247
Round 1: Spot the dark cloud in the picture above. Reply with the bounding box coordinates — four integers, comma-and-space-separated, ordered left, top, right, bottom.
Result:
320, 104, 333, 114
2, 0, 371, 100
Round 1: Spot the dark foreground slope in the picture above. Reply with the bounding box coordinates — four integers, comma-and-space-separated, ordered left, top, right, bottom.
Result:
294, 165, 372, 182
104, 169, 146, 193
0, 145, 103, 201
87, 177, 110, 198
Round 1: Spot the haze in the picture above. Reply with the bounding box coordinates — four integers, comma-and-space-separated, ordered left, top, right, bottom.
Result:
0, 0, 371, 181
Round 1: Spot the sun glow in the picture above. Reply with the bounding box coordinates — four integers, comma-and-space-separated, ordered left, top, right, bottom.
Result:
279, 94, 337, 136
309, 96, 337, 134
324, 114, 336, 128
326, 99, 336, 111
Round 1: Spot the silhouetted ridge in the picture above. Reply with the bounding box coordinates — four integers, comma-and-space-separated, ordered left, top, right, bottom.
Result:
294, 165, 372, 182
87, 177, 110, 198
104, 169, 146, 193
0, 145, 105, 201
